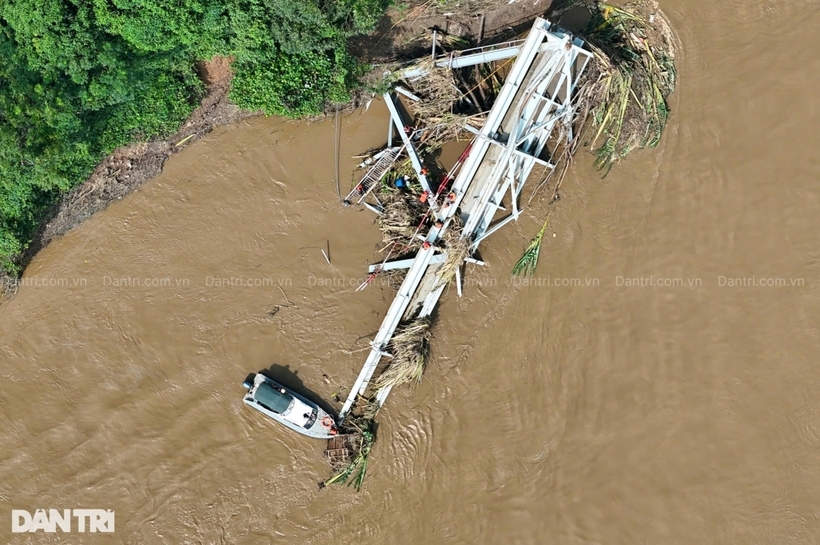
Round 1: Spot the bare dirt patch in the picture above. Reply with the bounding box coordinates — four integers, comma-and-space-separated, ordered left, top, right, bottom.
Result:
197, 55, 235, 85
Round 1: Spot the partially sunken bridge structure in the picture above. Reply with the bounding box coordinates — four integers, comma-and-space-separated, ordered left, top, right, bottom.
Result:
338, 18, 593, 423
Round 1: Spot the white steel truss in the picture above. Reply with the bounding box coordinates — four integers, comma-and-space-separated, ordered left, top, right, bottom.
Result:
340, 19, 593, 422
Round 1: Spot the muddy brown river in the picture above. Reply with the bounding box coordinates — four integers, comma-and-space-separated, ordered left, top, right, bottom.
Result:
3, 2, 820, 543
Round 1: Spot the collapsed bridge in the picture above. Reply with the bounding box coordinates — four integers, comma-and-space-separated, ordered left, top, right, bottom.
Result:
338, 18, 593, 424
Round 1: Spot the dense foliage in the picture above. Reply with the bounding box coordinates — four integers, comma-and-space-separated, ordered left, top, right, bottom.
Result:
0, 0, 390, 274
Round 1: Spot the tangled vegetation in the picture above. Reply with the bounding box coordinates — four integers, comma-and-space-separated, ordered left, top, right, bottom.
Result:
322, 417, 375, 491
324, 316, 431, 491
375, 317, 432, 390
0, 0, 391, 276
513, 0, 677, 275
393, 54, 509, 152
436, 218, 471, 286
580, 0, 677, 172
375, 162, 427, 252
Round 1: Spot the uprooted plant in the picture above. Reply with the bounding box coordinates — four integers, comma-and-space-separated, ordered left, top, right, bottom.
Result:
580, 0, 677, 173
376, 192, 427, 252
514, 0, 677, 275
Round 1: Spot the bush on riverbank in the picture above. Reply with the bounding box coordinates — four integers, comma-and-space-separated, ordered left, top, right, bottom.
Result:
0, 0, 390, 276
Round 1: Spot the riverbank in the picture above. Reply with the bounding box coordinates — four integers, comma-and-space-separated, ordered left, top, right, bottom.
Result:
0, 0, 555, 299
1, 59, 251, 293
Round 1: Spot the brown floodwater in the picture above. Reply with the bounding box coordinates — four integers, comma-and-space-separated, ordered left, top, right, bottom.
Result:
3, 2, 820, 543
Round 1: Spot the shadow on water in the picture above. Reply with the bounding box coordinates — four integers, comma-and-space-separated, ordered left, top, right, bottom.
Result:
259, 364, 338, 418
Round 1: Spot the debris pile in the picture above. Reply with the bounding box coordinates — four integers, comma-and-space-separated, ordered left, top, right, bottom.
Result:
376, 189, 427, 252
375, 317, 432, 390
579, 0, 677, 172
514, 0, 678, 275
436, 217, 471, 286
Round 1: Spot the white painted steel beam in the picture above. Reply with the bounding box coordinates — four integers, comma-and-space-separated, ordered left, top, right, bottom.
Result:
400, 37, 562, 78
343, 19, 594, 423
339, 246, 439, 421
395, 86, 420, 102
438, 46, 523, 68
368, 254, 445, 273
465, 31, 593, 243
383, 93, 434, 197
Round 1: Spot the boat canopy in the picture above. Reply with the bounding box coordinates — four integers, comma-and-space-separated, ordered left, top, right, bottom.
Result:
255, 382, 293, 414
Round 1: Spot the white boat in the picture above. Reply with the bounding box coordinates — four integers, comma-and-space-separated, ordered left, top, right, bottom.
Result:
242, 373, 338, 439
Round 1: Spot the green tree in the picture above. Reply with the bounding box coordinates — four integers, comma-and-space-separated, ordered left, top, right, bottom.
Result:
0, 0, 391, 276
